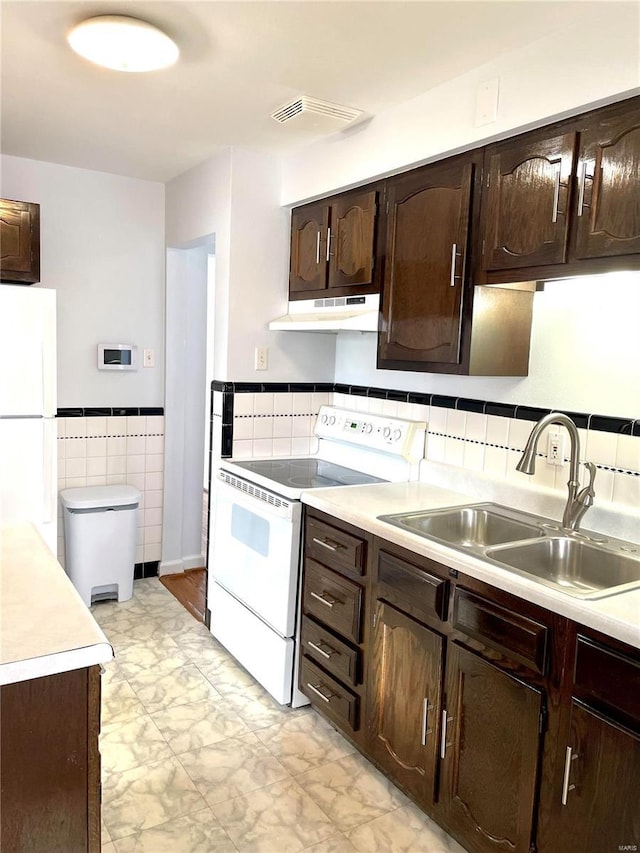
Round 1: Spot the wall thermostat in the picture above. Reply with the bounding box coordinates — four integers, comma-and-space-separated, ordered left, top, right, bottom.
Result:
98, 343, 138, 371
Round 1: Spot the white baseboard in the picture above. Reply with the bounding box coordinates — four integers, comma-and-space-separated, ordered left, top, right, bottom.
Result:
158, 555, 204, 576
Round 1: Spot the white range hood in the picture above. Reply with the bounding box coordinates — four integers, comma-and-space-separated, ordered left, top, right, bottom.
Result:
269, 293, 379, 333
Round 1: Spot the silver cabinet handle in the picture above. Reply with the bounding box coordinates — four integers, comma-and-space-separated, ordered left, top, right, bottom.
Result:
312, 536, 341, 552
310, 590, 336, 608
577, 161, 589, 217
316, 230, 321, 263
561, 746, 578, 805
440, 709, 449, 759
450, 243, 458, 287
307, 639, 334, 660
307, 682, 333, 703
551, 161, 562, 223
421, 698, 430, 746
326, 226, 332, 261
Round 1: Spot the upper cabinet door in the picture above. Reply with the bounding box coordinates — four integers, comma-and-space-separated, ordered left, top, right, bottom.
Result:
482, 133, 577, 271
328, 190, 377, 289
289, 202, 329, 294
378, 156, 474, 367
574, 102, 640, 259
0, 199, 40, 285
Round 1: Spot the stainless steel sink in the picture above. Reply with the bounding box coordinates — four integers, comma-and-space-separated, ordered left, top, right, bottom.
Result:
486, 537, 640, 599
379, 503, 545, 549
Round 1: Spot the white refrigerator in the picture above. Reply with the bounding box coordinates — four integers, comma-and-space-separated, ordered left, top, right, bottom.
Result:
0, 285, 57, 554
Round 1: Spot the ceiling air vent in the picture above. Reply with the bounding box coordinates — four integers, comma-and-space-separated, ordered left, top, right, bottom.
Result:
270, 96, 363, 134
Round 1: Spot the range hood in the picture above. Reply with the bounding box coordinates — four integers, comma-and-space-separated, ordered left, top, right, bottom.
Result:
269, 293, 379, 333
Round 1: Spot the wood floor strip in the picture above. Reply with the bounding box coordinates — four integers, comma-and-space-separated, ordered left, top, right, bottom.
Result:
159, 568, 206, 622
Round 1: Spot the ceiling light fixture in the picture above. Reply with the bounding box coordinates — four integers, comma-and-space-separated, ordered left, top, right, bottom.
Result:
67, 15, 179, 72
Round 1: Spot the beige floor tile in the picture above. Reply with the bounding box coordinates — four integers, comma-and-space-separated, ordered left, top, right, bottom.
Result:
127, 663, 222, 714
178, 732, 290, 805
296, 752, 409, 833
102, 843, 117, 853
211, 777, 338, 852
223, 682, 295, 730
101, 714, 173, 775
302, 835, 357, 852
112, 808, 236, 852
102, 679, 147, 725
102, 756, 206, 841
151, 696, 250, 754
115, 635, 191, 680
197, 655, 259, 695
256, 708, 355, 775
346, 804, 469, 852
102, 818, 112, 844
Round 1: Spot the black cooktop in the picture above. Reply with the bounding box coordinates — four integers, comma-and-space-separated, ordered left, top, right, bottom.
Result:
231, 457, 386, 489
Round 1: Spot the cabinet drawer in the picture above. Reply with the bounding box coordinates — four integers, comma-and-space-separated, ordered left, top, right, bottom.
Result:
453, 589, 548, 674
303, 559, 363, 644
306, 516, 366, 578
301, 615, 360, 686
300, 658, 359, 732
574, 635, 640, 727
377, 550, 449, 623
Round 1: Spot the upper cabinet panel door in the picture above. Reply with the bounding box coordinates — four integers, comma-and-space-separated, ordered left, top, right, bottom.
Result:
0, 199, 40, 284
574, 103, 640, 259
328, 190, 377, 289
483, 133, 577, 271
289, 203, 329, 294
378, 158, 474, 367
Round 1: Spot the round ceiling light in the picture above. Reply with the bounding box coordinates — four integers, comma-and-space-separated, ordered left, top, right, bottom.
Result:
67, 15, 179, 72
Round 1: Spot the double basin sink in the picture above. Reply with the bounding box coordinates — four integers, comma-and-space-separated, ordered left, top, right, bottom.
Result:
378, 503, 640, 600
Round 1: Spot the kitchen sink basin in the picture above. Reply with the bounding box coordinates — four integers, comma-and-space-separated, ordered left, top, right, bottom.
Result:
487, 537, 640, 599
379, 503, 545, 549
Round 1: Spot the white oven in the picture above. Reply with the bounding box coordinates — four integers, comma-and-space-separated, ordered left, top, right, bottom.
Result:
208, 405, 427, 708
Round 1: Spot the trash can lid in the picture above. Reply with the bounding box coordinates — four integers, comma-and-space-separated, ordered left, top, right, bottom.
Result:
59, 484, 142, 510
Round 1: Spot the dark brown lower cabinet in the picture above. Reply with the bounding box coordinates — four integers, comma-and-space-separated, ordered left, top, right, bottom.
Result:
367, 600, 444, 804
540, 700, 640, 852
440, 644, 543, 853
0, 666, 101, 853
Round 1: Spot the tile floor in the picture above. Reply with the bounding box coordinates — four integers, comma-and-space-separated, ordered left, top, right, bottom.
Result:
94, 578, 468, 853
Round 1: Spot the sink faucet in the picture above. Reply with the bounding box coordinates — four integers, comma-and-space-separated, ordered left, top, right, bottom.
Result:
516, 412, 596, 532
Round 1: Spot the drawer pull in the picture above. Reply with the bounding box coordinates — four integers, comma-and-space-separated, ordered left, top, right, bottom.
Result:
310, 590, 337, 609
312, 536, 342, 552
561, 746, 578, 805
440, 709, 452, 759
307, 639, 335, 660
307, 682, 333, 703
420, 698, 431, 746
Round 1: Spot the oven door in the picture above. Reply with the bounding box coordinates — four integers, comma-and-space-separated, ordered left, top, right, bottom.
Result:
209, 473, 302, 638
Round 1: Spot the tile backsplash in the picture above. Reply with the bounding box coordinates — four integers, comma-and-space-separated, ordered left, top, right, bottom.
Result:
56, 412, 164, 571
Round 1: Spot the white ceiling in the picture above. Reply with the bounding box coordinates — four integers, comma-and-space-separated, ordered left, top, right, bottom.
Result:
1, 0, 592, 183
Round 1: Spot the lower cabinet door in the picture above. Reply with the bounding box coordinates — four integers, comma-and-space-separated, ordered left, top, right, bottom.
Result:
543, 700, 640, 852
367, 600, 444, 805
440, 644, 543, 853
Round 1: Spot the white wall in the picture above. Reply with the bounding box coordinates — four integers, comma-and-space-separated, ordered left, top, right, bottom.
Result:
281, 4, 640, 204
334, 273, 640, 419
1, 155, 165, 407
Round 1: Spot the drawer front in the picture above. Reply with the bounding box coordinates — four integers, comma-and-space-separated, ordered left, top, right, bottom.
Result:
303, 559, 363, 643
453, 589, 548, 674
377, 549, 449, 623
300, 657, 359, 732
306, 516, 366, 578
301, 615, 360, 686
574, 635, 640, 727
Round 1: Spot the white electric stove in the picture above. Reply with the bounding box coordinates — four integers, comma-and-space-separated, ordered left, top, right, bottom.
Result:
208, 405, 427, 707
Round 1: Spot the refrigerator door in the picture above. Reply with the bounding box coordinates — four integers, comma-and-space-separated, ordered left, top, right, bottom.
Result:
0, 286, 56, 417
0, 418, 57, 554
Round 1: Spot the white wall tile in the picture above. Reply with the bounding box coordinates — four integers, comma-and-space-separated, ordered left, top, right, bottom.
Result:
465, 412, 487, 443
126, 455, 145, 473
428, 407, 447, 434
586, 430, 618, 467
252, 438, 273, 457
126, 472, 146, 492
56, 419, 67, 438
616, 434, 640, 473
593, 467, 614, 503
485, 415, 510, 446
312, 392, 331, 409
292, 393, 312, 415
66, 457, 87, 478
107, 436, 126, 456
273, 416, 293, 439
144, 471, 163, 491
483, 445, 507, 477
444, 437, 465, 467
612, 472, 640, 506
135, 544, 144, 563
446, 409, 466, 440
86, 437, 107, 457
107, 416, 126, 436
145, 416, 164, 434
231, 439, 253, 459
291, 437, 311, 455
107, 455, 126, 475
292, 415, 313, 438
145, 489, 163, 508
382, 400, 399, 417
58, 459, 66, 478
144, 543, 162, 562
233, 417, 254, 440
309, 437, 319, 454
126, 416, 146, 435
463, 442, 485, 472
272, 438, 292, 457
507, 419, 534, 452
65, 476, 87, 488
57, 441, 66, 461
254, 393, 274, 416
144, 525, 162, 545
367, 398, 384, 415
145, 453, 164, 473
86, 475, 106, 487
145, 435, 164, 455
66, 439, 86, 459
107, 474, 127, 485
426, 434, 446, 464
144, 507, 163, 527
253, 417, 274, 440
127, 435, 146, 455
66, 419, 86, 438
273, 393, 293, 416
87, 417, 107, 436
87, 457, 107, 477
233, 394, 254, 416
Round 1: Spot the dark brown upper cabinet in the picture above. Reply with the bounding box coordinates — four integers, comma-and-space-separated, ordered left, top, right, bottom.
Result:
0, 198, 40, 285
482, 132, 577, 271
574, 100, 640, 259
377, 153, 476, 369
289, 188, 378, 300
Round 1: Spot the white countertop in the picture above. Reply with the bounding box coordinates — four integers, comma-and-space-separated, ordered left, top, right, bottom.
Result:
302, 481, 640, 650
0, 523, 113, 686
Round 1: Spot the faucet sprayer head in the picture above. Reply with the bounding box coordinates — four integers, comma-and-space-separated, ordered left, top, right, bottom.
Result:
516, 443, 537, 475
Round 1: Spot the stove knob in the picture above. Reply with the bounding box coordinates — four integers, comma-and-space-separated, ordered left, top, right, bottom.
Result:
328, 415, 336, 426
321, 413, 328, 425
393, 428, 402, 442
383, 426, 391, 439
364, 422, 373, 434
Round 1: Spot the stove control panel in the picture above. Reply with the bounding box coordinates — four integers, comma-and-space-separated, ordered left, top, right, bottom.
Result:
315, 406, 427, 462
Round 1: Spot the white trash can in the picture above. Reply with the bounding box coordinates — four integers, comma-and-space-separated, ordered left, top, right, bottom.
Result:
60, 485, 141, 606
